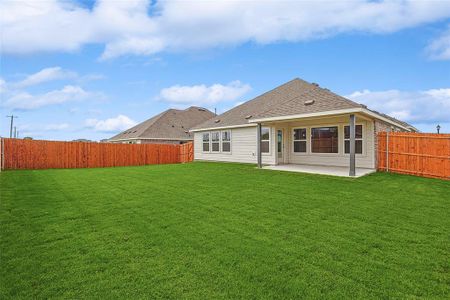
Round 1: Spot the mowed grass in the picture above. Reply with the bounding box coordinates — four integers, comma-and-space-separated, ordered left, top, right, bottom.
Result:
1, 162, 449, 299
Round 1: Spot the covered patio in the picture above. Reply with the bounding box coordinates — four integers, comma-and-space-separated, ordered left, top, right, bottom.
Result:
252, 110, 382, 177
263, 164, 375, 178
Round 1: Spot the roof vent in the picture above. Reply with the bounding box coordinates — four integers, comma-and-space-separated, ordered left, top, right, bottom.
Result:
171, 125, 175, 127
214, 119, 220, 123
184, 130, 189, 134
304, 100, 315, 105
245, 115, 252, 119
312, 82, 319, 87
198, 108, 206, 111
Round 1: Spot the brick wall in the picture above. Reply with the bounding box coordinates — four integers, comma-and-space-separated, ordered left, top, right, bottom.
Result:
374, 120, 407, 167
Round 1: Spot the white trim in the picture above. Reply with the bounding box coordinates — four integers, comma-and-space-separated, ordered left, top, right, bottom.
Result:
202, 132, 211, 153
343, 123, 364, 155
221, 130, 232, 154
310, 126, 340, 154
276, 128, 285, 164
292, 127, 307, 154
190, 123, 256, 132
261, 126, 271, 155
249, 108, 362, 123
288, 123, 369, 159
248, 107, 412, 131
211, 131, 220, 152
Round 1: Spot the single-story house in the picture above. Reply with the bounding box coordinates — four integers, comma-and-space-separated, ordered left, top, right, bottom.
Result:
190, 78, 417, 176
109, 106, 215, 144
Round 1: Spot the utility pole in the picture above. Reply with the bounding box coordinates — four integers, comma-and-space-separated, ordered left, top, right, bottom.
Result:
6, 115, 18, 138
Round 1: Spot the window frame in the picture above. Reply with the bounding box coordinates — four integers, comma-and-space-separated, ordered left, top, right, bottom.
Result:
202, 132, 210, 153
343, 123, 365, 155
310, 126, 339, 154
260, 127, 271, 154
211, 131, 220, 152
292, 127, 307, 154
221, 130, 231, 153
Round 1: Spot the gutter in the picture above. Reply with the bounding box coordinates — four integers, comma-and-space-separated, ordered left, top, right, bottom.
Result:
248, 108, 413, 132
189, 123, 257, 133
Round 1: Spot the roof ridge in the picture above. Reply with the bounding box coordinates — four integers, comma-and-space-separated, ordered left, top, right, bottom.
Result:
113, 109, 169, 140
237, 78, 303, 109
253, 80, 361, 119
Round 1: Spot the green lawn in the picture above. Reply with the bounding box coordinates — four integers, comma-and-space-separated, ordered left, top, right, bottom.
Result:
1, 162, 449, 299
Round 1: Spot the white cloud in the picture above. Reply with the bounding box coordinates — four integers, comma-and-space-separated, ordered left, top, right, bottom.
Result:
2, 1, 450, 59
0, 78, 6, 93
427, 26, 450, 60
14, 67, 77, 88
2, 85, 93, 110
1, 67, 105, 111
346, 88, 450, 124
159, 81, 251, 106
85, 115, 137, 132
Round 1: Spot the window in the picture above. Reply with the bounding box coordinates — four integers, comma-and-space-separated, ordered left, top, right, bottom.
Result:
293, 128, 307, 153
311, 127, 338, 153
211, 131, 220, 152
202, 133, 210, 152
344, 125, 363, 154
222, 130, 231, 152
261, 127, 270, 153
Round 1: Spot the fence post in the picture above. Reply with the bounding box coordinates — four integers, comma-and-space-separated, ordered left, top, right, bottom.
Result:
0, 138, 3, 172
386, 131, 389, 172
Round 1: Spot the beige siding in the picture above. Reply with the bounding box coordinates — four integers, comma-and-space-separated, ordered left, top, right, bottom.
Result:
276, 115, 375, 168
194, 126, 276, 164
194, 114, 377, 168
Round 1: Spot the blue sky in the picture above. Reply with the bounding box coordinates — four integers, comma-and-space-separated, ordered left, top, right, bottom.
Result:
1, 0, 450, 141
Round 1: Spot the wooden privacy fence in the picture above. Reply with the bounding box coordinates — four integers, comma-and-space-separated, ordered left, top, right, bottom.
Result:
0, 138, 194, 170
377, 132, 450, 180
179, 141, 193, 163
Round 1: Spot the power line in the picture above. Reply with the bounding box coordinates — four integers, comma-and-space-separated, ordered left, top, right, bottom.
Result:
6, 115, 18, 138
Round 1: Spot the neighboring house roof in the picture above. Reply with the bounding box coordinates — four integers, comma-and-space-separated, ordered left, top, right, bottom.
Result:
109, 106, 215, 141
192, 78, 416, 131
72, 139, 95, 143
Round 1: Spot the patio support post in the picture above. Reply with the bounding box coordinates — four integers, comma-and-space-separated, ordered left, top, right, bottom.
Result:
257, 123, 262, 168
349, 114, 356, 176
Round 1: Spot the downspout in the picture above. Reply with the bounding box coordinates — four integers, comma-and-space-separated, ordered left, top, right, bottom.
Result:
257, 123, 262, 168
349, 114, 356, 176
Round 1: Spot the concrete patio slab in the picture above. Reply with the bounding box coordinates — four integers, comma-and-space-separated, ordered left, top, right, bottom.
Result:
262, 164, 376, 178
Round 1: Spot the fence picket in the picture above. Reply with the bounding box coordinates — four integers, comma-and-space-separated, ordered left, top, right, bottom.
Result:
0, 139, 194, 170
377, 132, 450, 180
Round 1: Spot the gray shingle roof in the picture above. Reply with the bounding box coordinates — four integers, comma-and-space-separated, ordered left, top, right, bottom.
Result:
192, 78, 362, 130
192, 78, 416, 131
109, 106, 215, 141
